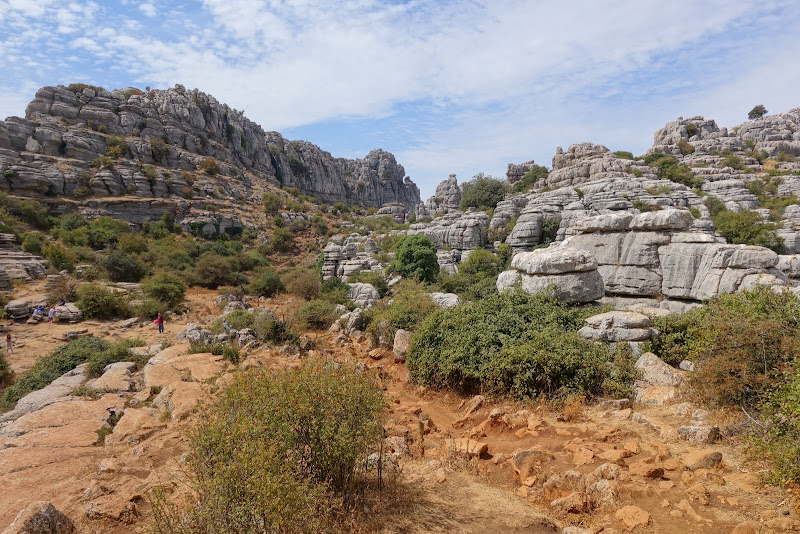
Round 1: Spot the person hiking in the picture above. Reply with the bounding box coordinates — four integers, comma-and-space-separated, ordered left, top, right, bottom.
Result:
154, 313, 164, 334
5, 333, 12, 355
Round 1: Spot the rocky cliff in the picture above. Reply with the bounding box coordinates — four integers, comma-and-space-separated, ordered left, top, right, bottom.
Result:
0, 84, 420, 226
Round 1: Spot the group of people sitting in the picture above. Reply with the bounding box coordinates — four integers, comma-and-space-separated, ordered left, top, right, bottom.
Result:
32, 297, 66, 322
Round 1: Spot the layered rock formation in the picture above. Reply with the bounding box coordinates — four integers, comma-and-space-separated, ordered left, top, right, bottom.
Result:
0, 84, 420, 227
497, 246, 605, 304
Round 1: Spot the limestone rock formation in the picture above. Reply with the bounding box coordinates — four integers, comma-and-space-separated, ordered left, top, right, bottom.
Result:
0, 84, 420, 228
497, 245, 604, 304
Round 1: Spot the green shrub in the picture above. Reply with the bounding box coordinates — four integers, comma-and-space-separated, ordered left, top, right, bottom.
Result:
541, 216, 561, 245
0, 337, 110, 410
390, 233, 439, 283
407, 290, 629, 399
0, 350, 10, 388
248, 267, 284, 297
703, 195, 727, 217
43, 243, 76, 271
102, 250, 147, 282
365, 280, 438, 347
86, 338, 148, 377
643, 153, 703, 188
0, 192, 53, 230
88, 216, 130, 249
511, 165, 549, 193
76, 284, 133, 319
752, 360, 800, 484
293, 299, 338, 330
723, 153, 745, 170
688, 287, 800, 409
141, 272, 186, 309
199, 158, 222, 175
117, 233, 148, 254
712, 209, 782, 252
21, 232, 45, 255
642, 309, 705, 366
268, 226, 293, 253
677, 139, 695, 155
613, 151, 634, 160
193, 254, 237, 288
459, 173, 508, 211
287, 154, 308, 175
149, 358, 384, 532
319, 277, 352, 307
631, 199, 658, 213
262, 192, 283, 215
435, 248, 499, 301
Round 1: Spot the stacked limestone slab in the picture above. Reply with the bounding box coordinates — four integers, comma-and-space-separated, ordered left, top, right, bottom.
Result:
497, 245, 604, 304
321, 234, 382, 281
565, 208, 786, 303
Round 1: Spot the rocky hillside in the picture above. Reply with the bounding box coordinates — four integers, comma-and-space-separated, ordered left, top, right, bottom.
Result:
0, 84, 420, 228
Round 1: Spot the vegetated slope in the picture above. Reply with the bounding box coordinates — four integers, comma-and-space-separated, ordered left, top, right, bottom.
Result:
0, 83, 421, 226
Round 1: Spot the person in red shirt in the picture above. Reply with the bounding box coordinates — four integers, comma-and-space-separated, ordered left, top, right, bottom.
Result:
154, 313, 164, 334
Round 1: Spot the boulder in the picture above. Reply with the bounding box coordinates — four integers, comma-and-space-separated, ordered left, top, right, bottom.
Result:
510, 246, 598, 275
634, 352, 684, 387
579, 311, 652, 342
0, 501, 74, 534
429, 292, 461, 308
393, 329, 412, 363
52, 303, 82, 323
348, 283, 380, 309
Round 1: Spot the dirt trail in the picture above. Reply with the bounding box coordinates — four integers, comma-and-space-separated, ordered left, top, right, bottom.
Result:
0, 292, 798, 533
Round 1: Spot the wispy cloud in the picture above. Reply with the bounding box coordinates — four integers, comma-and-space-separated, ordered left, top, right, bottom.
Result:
1, 1, 799, 196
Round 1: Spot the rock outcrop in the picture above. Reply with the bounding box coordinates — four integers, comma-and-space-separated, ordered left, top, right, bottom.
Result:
497, 245, 605, 304
0, 84, 421, 227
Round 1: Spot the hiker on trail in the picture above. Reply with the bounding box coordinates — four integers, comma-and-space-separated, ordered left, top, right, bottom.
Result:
5, 333, 12, 355
154, 313, 164, 334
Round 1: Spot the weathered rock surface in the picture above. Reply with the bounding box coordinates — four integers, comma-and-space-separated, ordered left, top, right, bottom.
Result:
497, 246, 604, 303
578, 311, 653, 343
1, 501, 74, 534
348, 283, 380, 309
0, 84, 421, 228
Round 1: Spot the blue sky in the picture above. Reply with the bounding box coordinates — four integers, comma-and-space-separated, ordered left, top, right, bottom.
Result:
1, 1, 799, 198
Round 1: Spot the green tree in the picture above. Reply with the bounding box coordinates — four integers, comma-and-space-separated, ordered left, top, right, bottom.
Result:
390, 233, 439, 282
459, 173, 508, 211
748, 104, 767, 120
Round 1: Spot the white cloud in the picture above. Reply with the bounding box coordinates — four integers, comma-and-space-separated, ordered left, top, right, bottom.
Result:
2, 0, 800, 197
139, 1, 156, 17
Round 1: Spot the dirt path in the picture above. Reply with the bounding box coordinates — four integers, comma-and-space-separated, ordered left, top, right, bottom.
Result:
1, 294, 798, 533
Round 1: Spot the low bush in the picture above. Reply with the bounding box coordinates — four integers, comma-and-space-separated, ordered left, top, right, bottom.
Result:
511, 165, 549, 193
640, 287, 800, 484
192, 254, 237, 288
407, 290, 631, 399
319, 277, 352, 307
642, 309, 705, 366
86, 338, 148, 377
149, 358, 385, 532
43, 243, 76, 271
712, 209, 782, 252
102, 250, 147, 282
285, 267, 321, 300
0, 337, 110, 410
365, 280, 438, 347
459, 173, 508, 211
247, 267, 284, 297
76, 284, 133, 319
141, 272, 186, 310
293, 299, 338, 330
